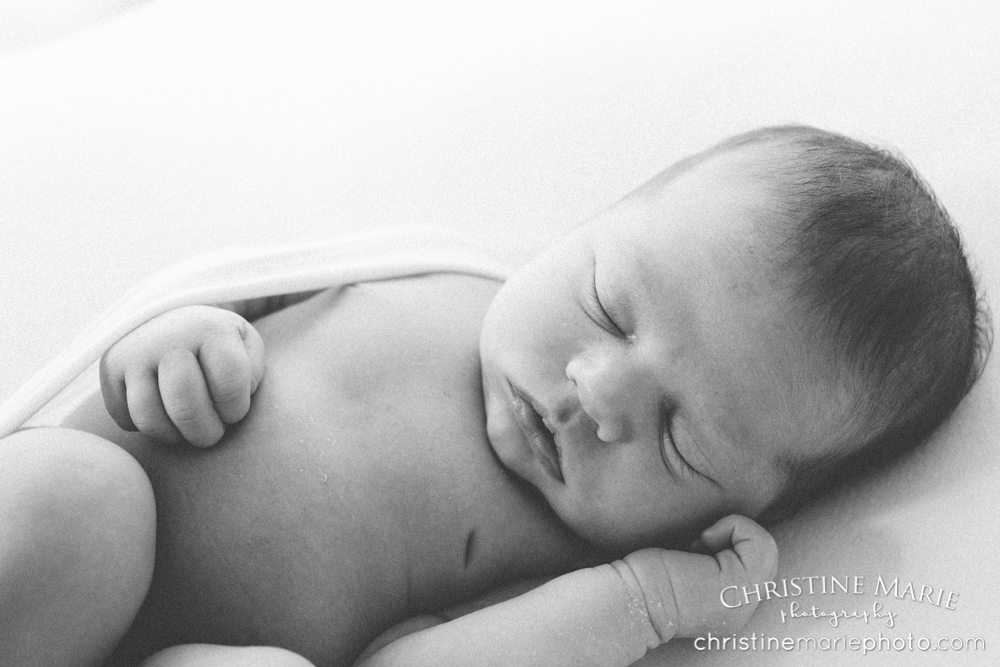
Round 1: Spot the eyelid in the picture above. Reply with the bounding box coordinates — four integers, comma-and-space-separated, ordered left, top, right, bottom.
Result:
659, 408, 693, 478
661, 410, 724, 489
588, 260, 625, 337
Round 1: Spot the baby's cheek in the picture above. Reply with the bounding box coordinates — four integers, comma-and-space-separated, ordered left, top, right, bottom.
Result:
730, 464, 787, 521
550, 489, 659, 552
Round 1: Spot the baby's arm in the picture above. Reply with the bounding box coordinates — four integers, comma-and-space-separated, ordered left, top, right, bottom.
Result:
355, 515, 777, 667
99, 305, 265, 447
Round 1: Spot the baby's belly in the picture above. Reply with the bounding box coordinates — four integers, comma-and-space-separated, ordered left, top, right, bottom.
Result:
109, 368, 415, 663
100, 279, 513, 665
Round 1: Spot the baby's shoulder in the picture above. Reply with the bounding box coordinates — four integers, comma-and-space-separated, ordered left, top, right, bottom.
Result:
334, 272, 499, 342
299, 272, 500, 384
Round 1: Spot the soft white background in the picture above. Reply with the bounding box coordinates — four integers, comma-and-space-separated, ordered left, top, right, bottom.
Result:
1, 2, 998, 665
2, 0, 997, 404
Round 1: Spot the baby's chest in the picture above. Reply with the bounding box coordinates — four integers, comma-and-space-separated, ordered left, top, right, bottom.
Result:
238, 275, 588, 607
123, 276, 587, 663
238, 278, 512, 571
246, 280, 549, 587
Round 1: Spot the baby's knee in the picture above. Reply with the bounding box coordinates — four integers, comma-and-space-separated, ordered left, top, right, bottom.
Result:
0, 426, 156, 557
0, 427, 156, 666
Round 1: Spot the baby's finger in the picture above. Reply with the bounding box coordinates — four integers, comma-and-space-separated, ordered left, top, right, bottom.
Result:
158, 348, 225, 448
99, 356, 136, 432
701, 515, 778, 582
239, 320, 266, 394
698, 515, 766, 551
124, 370, 184, 445
200, 332, 253, 424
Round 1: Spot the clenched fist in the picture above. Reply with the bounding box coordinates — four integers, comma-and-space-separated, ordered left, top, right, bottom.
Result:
100, 305, 265, 447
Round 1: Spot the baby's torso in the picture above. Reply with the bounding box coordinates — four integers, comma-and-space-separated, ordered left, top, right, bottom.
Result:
78, 274, 594, 666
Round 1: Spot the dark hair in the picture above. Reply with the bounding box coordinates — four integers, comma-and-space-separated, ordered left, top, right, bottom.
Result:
698, 126, 992, 524
645, 125, 992, 524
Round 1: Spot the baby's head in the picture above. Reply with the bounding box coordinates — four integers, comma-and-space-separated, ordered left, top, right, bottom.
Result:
681, 126, 991, 526
479, 125, 990, 551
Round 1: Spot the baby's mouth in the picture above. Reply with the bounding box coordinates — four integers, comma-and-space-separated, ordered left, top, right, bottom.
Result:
508, 383, 564, 483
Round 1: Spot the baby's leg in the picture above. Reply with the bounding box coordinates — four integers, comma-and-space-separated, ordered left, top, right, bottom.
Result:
140, 644, 314, 666
0, 427, 155, 667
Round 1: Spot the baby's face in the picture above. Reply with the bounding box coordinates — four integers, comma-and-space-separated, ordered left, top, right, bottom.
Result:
479, 153, 853, 550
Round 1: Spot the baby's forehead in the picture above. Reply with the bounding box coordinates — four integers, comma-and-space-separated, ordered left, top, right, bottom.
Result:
600, 173, 789, 289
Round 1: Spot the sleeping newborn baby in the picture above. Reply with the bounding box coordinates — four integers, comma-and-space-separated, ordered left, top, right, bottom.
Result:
0, 126, 986, 667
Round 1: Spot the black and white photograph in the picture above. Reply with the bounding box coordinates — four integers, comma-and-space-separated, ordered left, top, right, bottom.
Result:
0, 1, 997, 665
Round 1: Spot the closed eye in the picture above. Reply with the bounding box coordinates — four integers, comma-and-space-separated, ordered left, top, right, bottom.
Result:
659, 409, 696, 479
586, 261, 625, 337
660, 410, 724, 489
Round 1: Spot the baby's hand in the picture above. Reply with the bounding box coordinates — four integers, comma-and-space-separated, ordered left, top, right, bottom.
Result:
610, 515, 778, 645
99, 305, 265, 447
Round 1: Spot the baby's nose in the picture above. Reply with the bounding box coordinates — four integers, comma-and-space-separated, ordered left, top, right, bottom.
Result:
564, 351, 634, 444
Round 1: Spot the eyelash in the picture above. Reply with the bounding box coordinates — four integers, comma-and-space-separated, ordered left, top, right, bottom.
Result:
660, 410, 696, 477
588, 269, 625, 337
